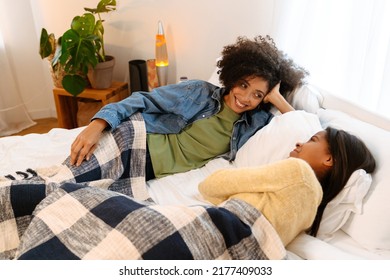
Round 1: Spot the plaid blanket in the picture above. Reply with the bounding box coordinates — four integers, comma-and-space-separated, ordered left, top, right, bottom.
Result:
36, 112, 150, 200
14, 183, 286, 260
0, 113, 150, 259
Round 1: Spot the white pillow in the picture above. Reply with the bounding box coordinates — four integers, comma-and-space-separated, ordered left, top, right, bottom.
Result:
234, 110, 322, 168
287, 84, 323, 113
316, 169, 372, 241
318, 108, 390, 251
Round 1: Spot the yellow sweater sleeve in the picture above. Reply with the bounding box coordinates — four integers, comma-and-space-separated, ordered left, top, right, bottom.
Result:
198, 158, 323, 246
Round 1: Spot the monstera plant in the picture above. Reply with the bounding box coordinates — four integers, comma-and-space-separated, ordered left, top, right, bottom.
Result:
39, 0, 116, 96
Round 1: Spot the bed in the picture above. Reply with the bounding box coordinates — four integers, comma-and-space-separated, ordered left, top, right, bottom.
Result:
1, 69, 390, 260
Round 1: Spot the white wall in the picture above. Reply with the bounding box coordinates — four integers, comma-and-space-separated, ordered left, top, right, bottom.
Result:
28, 0, 275, 118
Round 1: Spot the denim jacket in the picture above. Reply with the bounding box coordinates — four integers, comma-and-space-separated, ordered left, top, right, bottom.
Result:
94, 80, 273, 161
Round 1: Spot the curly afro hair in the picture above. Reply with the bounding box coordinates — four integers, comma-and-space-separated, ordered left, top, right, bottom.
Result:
217, 35, 309, 99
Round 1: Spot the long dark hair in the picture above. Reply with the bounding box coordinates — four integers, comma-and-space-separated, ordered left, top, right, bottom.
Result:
309, 126, 376, 236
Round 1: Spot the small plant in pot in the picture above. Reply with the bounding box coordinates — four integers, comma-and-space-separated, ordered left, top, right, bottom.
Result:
39, 0, 116, 96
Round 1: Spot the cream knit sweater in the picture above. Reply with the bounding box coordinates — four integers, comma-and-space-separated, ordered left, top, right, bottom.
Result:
198, 158, 323, 246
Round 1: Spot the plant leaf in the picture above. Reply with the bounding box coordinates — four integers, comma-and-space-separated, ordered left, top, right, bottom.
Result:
62, 74, 88, 96
84, 0, 116, 14
39, 28, 55, 59
61, 28, 99, 74
51, 43, 62, 67
71, 13, 96, 37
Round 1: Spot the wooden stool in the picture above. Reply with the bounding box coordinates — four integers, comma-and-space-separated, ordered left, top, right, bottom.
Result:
53, 81, 129, 129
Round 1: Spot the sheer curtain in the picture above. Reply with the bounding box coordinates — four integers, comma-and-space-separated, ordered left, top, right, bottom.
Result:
0, 0, 37, 136
0, 30, 36, 136
272, 0, 390, 119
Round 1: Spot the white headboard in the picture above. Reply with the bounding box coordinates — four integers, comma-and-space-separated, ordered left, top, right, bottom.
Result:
319, 89, 390, 132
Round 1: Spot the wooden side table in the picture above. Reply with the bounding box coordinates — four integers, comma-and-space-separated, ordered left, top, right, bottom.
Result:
53, 81, 129, 129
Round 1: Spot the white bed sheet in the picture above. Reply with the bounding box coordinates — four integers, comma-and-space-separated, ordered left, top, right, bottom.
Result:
148, 157, 233, 206
0, 127, 84, 177
287, 231, 390, 260
327, 230, 390, 259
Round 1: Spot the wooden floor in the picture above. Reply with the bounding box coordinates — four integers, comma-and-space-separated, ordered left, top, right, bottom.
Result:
11, 118, 59, 136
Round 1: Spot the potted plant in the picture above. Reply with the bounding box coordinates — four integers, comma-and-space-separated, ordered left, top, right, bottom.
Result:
39, 0, 116, 96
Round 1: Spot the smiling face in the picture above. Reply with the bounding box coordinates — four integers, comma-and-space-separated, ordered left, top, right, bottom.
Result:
223, 76, 269, 114
289, 130, 333, 179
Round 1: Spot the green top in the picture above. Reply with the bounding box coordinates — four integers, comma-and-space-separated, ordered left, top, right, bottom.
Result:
148, 101, 240, 178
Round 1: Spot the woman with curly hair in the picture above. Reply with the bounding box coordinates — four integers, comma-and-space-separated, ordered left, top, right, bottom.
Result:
70, 35, 308, 181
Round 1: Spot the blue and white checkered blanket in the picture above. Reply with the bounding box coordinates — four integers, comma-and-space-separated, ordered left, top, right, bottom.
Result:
15, 183, 286, 260
0, 113, 149, 259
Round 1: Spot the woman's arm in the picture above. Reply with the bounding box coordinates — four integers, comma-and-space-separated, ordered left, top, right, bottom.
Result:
264, 82, 295, 114
70, 86, 178, 166
198, 158, 322, 207
68, 90, 156, 166
70, 118, 108, 166
198, 158, 323, 246
70, 80, 216, 166
95, 80, 217, 130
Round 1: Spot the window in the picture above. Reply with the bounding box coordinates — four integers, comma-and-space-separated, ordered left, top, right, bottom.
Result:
273, 0, 390, 119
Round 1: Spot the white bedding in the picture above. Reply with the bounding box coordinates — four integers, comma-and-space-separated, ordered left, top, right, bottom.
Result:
0, 127, 84, 176
148, 157, 232, 206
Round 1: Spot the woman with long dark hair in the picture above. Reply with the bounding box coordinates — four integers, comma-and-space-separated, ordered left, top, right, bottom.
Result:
308, 127, 376, 236
199, 127, 376, 245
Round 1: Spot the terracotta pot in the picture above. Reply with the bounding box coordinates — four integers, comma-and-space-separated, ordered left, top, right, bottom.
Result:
87, 55, 115, 89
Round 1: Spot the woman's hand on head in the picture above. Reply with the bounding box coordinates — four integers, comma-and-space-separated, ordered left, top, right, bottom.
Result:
263, 82, 281, 104
70, 119, 108, 166
263, 82, 294, 114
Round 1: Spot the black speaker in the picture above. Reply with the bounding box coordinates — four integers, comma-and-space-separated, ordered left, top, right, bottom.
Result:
128, 59, 149, 93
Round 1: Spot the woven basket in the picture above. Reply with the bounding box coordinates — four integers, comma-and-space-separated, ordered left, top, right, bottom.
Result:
49, 62, 65, 88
